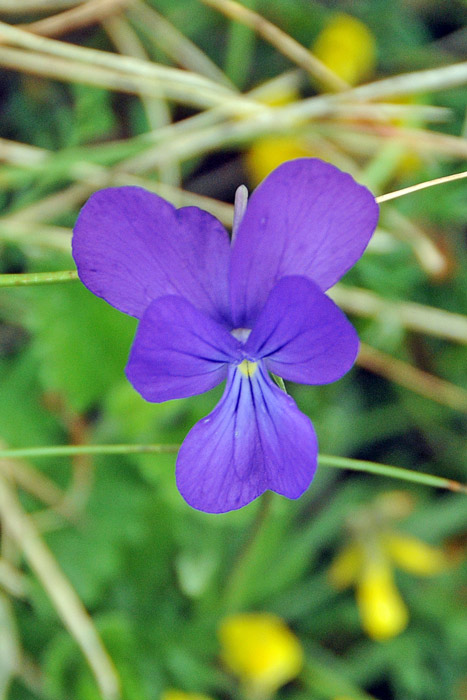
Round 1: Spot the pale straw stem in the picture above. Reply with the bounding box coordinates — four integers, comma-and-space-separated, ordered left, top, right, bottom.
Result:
330, 285, 467, 345
128, 0, 234, 88
358, 343, 467, 413
376, 170, 467, 203
0, 0, 81, 10
199, 0, 349, 92
18, 0, 132, 37
0, 473, 121, 699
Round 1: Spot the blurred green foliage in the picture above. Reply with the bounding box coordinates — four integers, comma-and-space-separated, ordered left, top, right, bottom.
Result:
0, 1, 466, 699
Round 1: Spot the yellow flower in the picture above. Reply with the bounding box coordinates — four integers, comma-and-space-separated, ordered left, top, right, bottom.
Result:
383, 532, 446, 576
245, 136, 312, 187
219, 612, 303, 697
329, 493, 446, 641
312, 14, 376, 86
245, 14, 376, 186
356, 558, 408, 641
161, 691, 214, 700
328, 541, 362, 590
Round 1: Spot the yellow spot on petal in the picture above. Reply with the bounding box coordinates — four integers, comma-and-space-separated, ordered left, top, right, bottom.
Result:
219, 612, 303, 695
312, 13, 376, 86
384, 532, 446, 576
238, 359, 258, 377
357, 560, 408, 641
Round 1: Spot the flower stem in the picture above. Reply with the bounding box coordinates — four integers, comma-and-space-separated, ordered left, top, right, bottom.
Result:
318, 455, 467, 493
0, 444, 179, 459
223, 490, 274, 611
0, 444, 464, 493
0, 270, 78, 286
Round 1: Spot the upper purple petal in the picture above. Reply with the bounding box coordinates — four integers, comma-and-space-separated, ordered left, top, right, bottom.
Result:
229, 158, 379, 327
244, 276, 359, 385
126, 294, 241, 402
72, 186, 232, 324
176, 363, 317, 513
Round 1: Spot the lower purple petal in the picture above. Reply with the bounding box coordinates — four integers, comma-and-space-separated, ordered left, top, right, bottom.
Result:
176, 363, 317, 513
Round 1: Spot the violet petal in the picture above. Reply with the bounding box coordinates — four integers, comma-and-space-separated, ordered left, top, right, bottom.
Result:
72, 186, 231, 323
244, 275, 359, 385
176, 363, 317, 513
230, 158, 379, 327
126, 295, 242, 402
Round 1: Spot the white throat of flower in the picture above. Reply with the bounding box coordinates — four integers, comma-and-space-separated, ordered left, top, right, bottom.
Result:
231, 327, 251, 342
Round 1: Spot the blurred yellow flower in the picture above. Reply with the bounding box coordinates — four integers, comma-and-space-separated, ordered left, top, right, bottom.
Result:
312, 13, 376, 86
384, 532, 446, 575
245, 136, 312, 188
356, 558, 408, 640
219, 612, 303, 698
327, 541, 362, 589
161, 691, 214, 700
329, 492, 446, 641
245, 13, 376, 186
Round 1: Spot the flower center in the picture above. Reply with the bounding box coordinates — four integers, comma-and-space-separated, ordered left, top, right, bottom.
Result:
238, 359, 258, 377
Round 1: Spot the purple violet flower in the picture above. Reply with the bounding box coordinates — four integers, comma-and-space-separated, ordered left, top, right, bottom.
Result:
72, 159, 379, 513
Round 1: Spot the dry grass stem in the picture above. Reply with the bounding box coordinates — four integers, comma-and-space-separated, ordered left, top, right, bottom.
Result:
102, 14, 180, 185
358, 343, 467, 412
0, 456, 66, 512
16, 654, 44, 698
0, 45, 241, 109
2, 157, 234, 226
0, 559, 26, 597
351, 61, 467, 100
199, 0, 349, 91
0, 592, 20, 696
19, 0, 132, 37
326, 124, 467, 160
0, 137, 47, 166
0, 0, 82, 11
0, 220, 73, 252
330, 285, 467, 345
128, 0, 234, 88
328, 103, 451, 123
377, 170, 467, 203
0, 19, 233, 92
278, 62, 467, 126
384, 207, 448, 278
0, 472, 121, 700
117, 101, 459, 174
0, 20, 264, 113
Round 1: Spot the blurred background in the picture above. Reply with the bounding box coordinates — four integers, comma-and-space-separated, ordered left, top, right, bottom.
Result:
0, 1, 466, 699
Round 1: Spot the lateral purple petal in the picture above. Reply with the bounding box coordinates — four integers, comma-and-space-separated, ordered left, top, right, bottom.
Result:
72, 186, 232, 323
230, 159, 379, 327
126, 295, 242, 402
244, 276, 359, 385
176, 363, 317, 513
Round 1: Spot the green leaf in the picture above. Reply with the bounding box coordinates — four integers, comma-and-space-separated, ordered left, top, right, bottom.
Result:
25, 283, 136, 412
